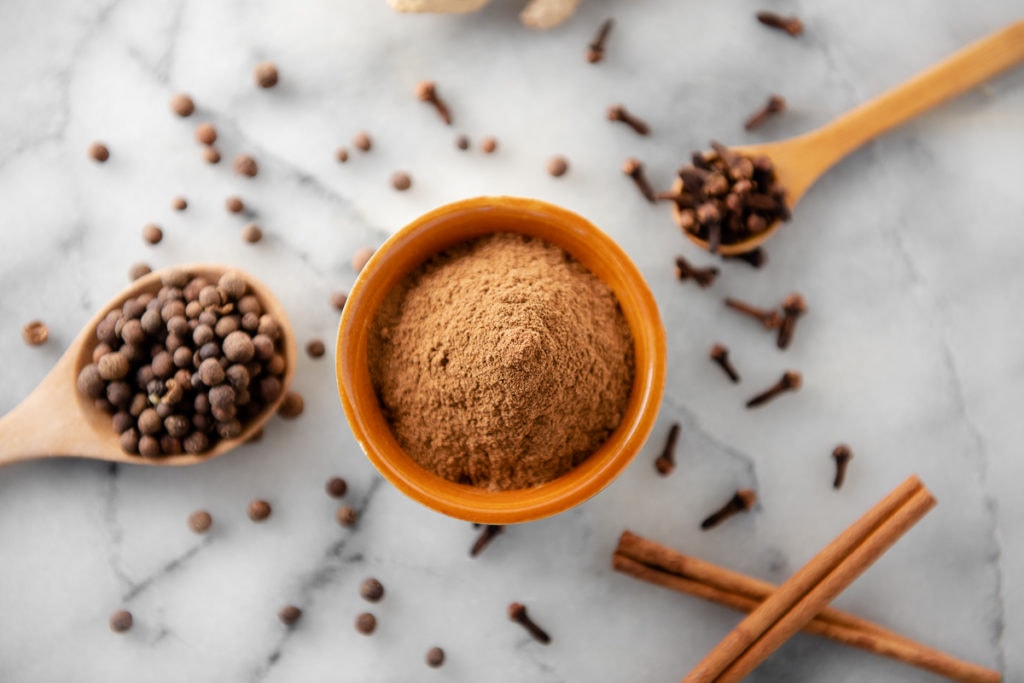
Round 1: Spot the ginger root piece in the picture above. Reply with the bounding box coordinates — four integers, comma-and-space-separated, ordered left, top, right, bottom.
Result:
386, 0, 583, 28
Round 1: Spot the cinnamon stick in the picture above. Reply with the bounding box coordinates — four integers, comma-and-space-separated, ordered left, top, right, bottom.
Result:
683, 475, 936, 682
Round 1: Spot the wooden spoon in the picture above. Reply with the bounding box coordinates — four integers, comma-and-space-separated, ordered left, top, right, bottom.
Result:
0, 265, 296, 468
675, 20, 1024, 256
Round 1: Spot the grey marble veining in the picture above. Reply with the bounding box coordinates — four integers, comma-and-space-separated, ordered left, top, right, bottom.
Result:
0, 1, 1022, 681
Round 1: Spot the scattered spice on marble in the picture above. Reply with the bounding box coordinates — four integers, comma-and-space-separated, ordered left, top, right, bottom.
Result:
832, 445, 853, 489
326, 476, 348, 498
248, 499, 272, 521
195, 123, 217, 145
480, 136, 498, 154
351, 247, 374, 273
671, 142, 789, 251
701, 488, 756, 530
674, 255, 718, 288
586, 18, 614, 63
278, 391, 304, 419
306, 339, 326, 358
142, 224, 163, 245
21, 321, 49, 346
391, 171, 412, 191
170, 93, 195, 117
355, 612, 377, 635
278, 605, 302, 626
724, 297, 782, 330
607, 104, 649, 136
622, 158, 655, 203
234, 154, 258, 177
508, 602, 550, 644
416, 81, 452, 125
254, 62, 279, 88
470, 524, 504, 557
330, 291, 348, 311
171, 196, 188, 211
202, 146, 221, 164
777, 293, 807, 349
354, 132, 372, 152
744, 94, 786, 131
225, 196, 245, 214
425, 646, 446, 668
455, 134, 470, 151
756, 11, 804, 37
241, 223, 263, 244
360, 578, 385, 602
188, 510, 213, 533
710, 344, 740, 383
546, 155, 569, 177
109, 609, 133, 633
368, 233, 634, 490
337, 504, 358, 527
746, 371, 802, 408
88, 142, 110, 162
654, 423, 680, 476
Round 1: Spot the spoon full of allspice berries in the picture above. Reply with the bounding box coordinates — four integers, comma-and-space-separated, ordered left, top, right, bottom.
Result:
668, 20, 1024, 256
0, 265, 296, 468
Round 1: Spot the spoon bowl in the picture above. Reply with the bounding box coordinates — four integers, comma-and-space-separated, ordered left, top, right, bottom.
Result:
0, 264, 296, 468
676, 20, 1024, 256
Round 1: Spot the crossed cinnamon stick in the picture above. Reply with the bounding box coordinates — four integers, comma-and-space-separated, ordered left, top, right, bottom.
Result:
613, 476, 1000, 683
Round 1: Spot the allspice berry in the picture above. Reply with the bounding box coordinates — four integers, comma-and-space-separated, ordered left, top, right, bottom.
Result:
171, 196, 187, 211
248, 499, 272, 521
355, 612, 376, 635
480, 136, 498, 154
278, 391, 304, 419
351, 247, 374, 273
455, 134, 470, 151
142, 223, 163, 245
391, 172, 412, 191
359, 578, 384, 603
21, 321, 49, 346
234, 154, 258, 177
353, 132, 372, 152
278, 605, 302, 626
225, 196, 244, 213
325, 476, 347, 498
547, 155, 569, 177
129, 262, 152, 281
170, 93, 195, 117
254, 62, 279, 88
306, 339, 326, 358
195, 123, 217, 145
330, 291, 347, 311
109, 610, 133, 633
88, 142, 110, 162
203, 147, 221, 164
335, 147, 349, 163
188, 510, 213, 533
241, 223, 263, 244
426, 647, 445, 668
337, 504, 357, 527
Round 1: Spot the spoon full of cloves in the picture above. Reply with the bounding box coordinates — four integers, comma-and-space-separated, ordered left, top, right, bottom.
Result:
672, 20, 1024, 256
0, 264, 296, 468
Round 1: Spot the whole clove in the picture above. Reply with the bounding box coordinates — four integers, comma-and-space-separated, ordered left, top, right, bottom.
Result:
586, 18, 614, 63
508, 602, 551, 644
833, 445, 853, 489
777, 293, 807, 349
744, 94, 786, 131
756, 11, 804, 37
710, 344, 740, 383
622, 158, 655, 203
654, 423, 680, 476
724, 248, 767, 269
607, 104, 650, 136
701, 489, 757, 530
415, 81, 452, 125
674, 255, 718, 288
746, 371, 802, 408
724, 297, 782, 330
470, 524, 504, 557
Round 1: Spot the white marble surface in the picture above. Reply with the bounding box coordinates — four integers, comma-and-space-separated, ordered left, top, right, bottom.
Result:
1, 1, 1022, 681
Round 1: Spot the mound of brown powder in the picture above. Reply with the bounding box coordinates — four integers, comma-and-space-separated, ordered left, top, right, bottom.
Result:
368, 232, 635, 490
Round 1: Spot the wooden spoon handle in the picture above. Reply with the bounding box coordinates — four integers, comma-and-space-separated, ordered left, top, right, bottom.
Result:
805, 20, 1024, 177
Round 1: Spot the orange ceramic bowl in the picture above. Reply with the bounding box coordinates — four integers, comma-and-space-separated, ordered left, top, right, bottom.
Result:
336, 197, 666, 524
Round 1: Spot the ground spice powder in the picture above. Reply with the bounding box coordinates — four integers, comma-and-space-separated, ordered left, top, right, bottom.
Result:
368, 232, 635, 490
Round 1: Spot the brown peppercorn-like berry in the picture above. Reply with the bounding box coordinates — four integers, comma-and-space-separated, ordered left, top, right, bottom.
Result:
278, 392, 304, 419
170, 93, 195, 117
237, 295, 262, 316
248, 499, 272, 521
183, 431, 209, 454
199, 357, 226, 386
267, 353, 286, 376
120, 428, 140, 454
426, 647, 445, 668
218, 272, 247, 300
351, 247, 374, 273
241, 223, 263, 244
89, 142, 110, 162
326, 476, 347, 498
353, 132, 372, 152
335, 147, 349, 163
188, 510, 213, 533
129, 263, 152, 281
171, 196, 187, 211
257, 315, 280, 339
22, 320, 48, 346
360, 578, 384, 603
139, 435, 161, 457
455, 134, 470, 151
109, 610, 133, 633
223, 331, 256, 363
98, 352, 130, 381
330, 291, 347, 311
337, 504, 357, 527
306, 339, 326, 358
142, 224, 163, 245
203, 146, 221, 164
233, 154, 258, 177
209, 384, 236, 411
546, 155, 569, 177
252, 334, 275, 360
480, 136, 498, 154
254, 62, 279, 88
355, 612, 376, 635
138, 408, 162, 435
278, 605, 302, 626
391, 172, 412, 191
225, 196, 244, 213
112, 411, 134, 433
165, 414, 190, 439
259, 376, 282, 403
195, 123, 217, 145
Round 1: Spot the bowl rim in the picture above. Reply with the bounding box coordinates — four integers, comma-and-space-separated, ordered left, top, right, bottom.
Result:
336, 196, 666, 524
